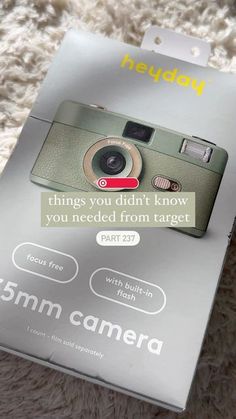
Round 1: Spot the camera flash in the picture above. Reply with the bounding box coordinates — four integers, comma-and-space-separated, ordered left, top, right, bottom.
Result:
180, 139, 212, 163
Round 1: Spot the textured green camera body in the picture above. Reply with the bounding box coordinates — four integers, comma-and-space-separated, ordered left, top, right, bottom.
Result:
31, 101, 228, 237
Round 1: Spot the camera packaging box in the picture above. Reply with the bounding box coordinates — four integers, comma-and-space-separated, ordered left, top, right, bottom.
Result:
0, 28, 236, 411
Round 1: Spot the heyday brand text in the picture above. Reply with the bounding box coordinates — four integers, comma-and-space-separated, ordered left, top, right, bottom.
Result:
0, 278, 163, 355
120, 53, 207, 96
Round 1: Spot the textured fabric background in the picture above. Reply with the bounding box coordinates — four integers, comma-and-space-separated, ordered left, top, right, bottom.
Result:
0, 1, 236, 418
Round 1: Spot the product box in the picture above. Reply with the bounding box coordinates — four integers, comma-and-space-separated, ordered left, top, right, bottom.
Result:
0, 28, 236, 412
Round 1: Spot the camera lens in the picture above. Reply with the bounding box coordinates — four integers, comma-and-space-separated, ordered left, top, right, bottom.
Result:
83, 137, 142, 190
99, 151, 126, 175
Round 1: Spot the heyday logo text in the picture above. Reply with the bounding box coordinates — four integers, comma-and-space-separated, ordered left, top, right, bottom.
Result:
120, 53, 206, 96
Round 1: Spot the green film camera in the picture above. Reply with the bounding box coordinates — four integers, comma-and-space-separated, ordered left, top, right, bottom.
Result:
31, 101, 228, 237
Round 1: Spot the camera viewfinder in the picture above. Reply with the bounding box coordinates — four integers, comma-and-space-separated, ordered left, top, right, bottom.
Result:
123, 121, 154, 143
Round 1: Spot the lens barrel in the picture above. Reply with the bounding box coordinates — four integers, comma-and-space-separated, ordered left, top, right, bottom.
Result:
99, 151, 126, 175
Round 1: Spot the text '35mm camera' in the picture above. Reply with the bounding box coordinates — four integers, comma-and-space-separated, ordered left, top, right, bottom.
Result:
30, 101, 228, 237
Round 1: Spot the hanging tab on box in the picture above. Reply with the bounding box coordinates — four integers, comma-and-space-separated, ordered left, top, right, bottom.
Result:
141, 26, 211, 66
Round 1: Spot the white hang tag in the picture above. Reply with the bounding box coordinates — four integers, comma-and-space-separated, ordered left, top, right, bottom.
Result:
141, 26, 211, 67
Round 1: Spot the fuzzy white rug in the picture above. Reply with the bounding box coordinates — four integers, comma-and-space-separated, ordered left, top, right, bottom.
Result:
0, 0, 236, 418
